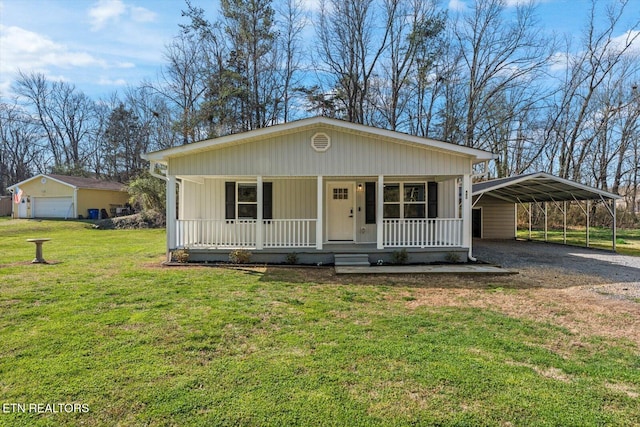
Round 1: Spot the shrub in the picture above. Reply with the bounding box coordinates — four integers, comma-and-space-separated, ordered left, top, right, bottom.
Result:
229, 249, 252, 264
172, 249, 190, 263
445, 251, 461, 263
127, 171, 166, 213
285, 252, 299, 265
391, 249, 409, 265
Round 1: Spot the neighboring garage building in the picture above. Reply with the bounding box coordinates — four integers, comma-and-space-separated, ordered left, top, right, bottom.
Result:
8, 174, 129, 219
472, 172, 621, 249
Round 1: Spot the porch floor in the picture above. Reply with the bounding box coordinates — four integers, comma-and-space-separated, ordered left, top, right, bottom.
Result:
334, 264, 516, 275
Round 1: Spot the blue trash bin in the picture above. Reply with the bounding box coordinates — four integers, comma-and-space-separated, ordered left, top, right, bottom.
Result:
88, 209, 99, 219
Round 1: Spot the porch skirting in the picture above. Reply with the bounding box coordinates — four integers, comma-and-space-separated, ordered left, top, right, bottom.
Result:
183, 245, 469, 265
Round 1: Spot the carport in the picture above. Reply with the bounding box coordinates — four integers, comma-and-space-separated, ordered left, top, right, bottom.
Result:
472, 172, 621, 251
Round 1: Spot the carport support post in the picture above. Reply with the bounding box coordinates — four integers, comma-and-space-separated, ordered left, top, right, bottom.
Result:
586, 200, 590, 248
563, 201, 567, 244
528, 203, 532, 240
612, 198, 617, 252
544, 202, 548, 242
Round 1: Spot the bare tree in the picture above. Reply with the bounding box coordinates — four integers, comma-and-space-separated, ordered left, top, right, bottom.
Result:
543, 0, 640, 181
0, 101, 45, 193
371, 0, 445, 131
452, 0, 553, 156
316, 0, 395, 124
157, 32, 208, 145
275, 0, 306, 123
13, 71, 97, 174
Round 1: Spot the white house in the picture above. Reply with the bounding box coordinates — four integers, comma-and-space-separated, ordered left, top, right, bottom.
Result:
143, 117, 495, 264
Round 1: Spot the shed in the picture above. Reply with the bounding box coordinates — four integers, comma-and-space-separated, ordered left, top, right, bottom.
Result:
7, 174, 129, 219
472, 172, 621, 250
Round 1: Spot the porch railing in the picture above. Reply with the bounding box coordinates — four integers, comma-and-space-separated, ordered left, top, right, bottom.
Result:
176, 219, 316, 249
383, 218, 463, 247
264, 219, 316, 248
177, 219, 257, 248
177, 218, 462, 249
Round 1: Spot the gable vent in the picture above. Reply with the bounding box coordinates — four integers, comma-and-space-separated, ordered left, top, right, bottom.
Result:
311, 132, 331, 152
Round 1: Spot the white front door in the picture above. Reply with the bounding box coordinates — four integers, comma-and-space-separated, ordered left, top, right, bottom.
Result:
327, 182, 355, 241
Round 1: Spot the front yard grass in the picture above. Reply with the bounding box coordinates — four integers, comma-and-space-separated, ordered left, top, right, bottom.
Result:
1, 218, 639, 426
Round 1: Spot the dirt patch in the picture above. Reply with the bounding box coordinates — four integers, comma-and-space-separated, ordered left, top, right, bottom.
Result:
405, 268, 640, 349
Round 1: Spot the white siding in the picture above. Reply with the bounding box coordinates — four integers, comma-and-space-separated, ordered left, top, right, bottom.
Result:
273, 179, 316, 219
169, 129, 471, 177
439, 178, 458, 218
180, 178, 317, 221
474, 196, 515, 239
181, 179, 225, 219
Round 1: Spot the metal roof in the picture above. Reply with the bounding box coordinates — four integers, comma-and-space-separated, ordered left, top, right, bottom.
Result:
472, 172, 621, 203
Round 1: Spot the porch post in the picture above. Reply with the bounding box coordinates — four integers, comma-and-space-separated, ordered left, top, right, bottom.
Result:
377, 175, 384, 249
166, 175, 177, 259
462, 174, 472, 258
316, 175, 323, 250
257, 175, 263, 249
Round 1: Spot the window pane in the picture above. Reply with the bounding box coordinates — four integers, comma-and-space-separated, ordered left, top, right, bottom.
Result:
404, 183, 425, 202
238, 204, 258, 219
384, 184, 400, 202
238, 184, 257, 202
404, 204, 425, 218
383, 204, 400, 218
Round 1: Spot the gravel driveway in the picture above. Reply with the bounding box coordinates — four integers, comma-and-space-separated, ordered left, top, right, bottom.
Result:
473, 239, 640, 300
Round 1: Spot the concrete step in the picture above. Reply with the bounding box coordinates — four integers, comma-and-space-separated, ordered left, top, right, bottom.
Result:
334, 253, 370, 266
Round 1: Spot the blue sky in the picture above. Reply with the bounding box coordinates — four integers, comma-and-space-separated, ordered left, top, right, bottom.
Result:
1, 0, 639, 100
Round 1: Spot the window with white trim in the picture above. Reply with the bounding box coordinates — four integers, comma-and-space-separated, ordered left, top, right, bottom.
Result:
383, 182, 426, 219
237, 183, 257, 219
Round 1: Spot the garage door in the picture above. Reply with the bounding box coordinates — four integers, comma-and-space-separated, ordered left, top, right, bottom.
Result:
33, 197, 73, 218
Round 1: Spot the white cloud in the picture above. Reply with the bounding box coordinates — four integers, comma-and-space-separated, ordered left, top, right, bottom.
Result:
0, 24, 107, 74
504, 0, 535, 6
300, 0, 321, 12
611, 30, 640, 56
448, 0, 467, 12
88, 0, 157, 31
98, 77, 127, 86
130, 5, 157, 23
88, 0, 126, 30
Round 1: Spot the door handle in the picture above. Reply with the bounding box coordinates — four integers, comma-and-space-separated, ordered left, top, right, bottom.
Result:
349, 208, 353, 218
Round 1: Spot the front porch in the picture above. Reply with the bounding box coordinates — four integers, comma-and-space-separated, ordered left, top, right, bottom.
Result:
167, 174, 474, 262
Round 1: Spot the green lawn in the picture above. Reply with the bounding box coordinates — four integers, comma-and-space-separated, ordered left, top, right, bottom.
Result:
517, 227, 640, 256
1, 218, 639, 426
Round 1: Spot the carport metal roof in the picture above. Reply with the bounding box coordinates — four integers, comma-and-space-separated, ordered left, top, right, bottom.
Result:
472, 172, 621, 251
472, 172, 621, 203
